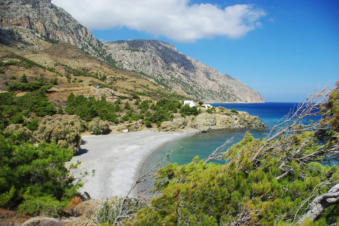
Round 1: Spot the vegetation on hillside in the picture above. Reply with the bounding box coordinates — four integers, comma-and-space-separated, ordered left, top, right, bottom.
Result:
65, 94, 200, 127
0, 90, 56, 130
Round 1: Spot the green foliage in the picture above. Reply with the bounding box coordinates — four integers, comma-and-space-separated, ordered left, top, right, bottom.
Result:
65, 95, 200, 127
19, 75, 28, 83
0, 136, 79, 216
65, 94, 118, 122
130, 122, 339, 225
18, 195, 64, 217
321, 81, 339, 132
231, 109, 239, 114
97, 198, 146, 225
180, 104, 200, 117
25, 117, 39, 131
0, 91, 56, 130
88, 118, 111, 135
207, 107, 216, 113
141, 98, 182, 126
8, 80, 46, 91
51, 78, 58, 85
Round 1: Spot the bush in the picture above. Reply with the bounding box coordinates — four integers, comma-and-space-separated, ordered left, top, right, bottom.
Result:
8, 81, 45, 91
18, 196, 64, 217
180, 104, 200, 117
34, 115, 82, 152
19, 75, 28, 83
231, 109, 238, 114
97, 198, 145, 225
65, 94, 118, 122
0, 91, 56, 130
88, 118, 111, 135
0, 137, 79, 215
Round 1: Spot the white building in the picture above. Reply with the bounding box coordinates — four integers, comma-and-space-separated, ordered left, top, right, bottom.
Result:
202, 103, 213, 109
184, 100, 196, 108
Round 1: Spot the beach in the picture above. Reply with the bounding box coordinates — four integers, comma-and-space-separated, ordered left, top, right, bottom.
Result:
70, 131, 195, 199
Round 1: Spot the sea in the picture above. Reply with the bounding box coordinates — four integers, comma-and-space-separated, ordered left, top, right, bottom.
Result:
137, 102, 322, 196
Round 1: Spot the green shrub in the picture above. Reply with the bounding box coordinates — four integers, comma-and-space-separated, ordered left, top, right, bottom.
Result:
0, 91, 56, 130
18, 196, 63, 217
97, 198, 145, 225
180, 104, 200, 117
231, 109, 238, 114
88, 118, 111, 135
8, 81, 45, 91
0, 137, 79, 215
34, 115, 82, 152
19, 75, 28, 83
65, 94, 118, 122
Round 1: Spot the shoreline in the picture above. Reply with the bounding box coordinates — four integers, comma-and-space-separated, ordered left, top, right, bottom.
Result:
70, 130, 197, 200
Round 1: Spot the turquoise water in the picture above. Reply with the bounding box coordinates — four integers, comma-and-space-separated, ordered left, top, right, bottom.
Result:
137, 102, 319, 195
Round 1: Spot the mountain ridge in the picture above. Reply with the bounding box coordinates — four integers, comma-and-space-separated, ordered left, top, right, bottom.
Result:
105, 39, 264, 102
0, 0, 264, 103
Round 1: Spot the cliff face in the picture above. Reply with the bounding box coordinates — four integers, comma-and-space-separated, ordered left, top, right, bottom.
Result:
0, 0, 104, 57
104, 40, 264, 103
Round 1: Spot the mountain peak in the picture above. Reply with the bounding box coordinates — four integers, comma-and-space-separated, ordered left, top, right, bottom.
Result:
105, 40, 264, 102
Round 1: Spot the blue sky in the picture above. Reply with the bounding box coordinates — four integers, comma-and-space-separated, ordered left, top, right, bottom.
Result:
54, 0, 338, 102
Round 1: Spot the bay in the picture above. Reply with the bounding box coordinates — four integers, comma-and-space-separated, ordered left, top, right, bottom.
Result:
137, 102, 319, 196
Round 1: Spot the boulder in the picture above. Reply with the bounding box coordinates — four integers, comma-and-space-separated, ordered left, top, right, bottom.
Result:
160, 118, 187, 131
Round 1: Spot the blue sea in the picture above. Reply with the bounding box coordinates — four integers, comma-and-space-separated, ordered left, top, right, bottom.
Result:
137, 102, 321, 195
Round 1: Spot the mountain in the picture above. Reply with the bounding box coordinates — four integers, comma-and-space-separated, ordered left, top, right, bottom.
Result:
0, 0, 264, 103
0, 0, 104, 57
104, 40, 264, 103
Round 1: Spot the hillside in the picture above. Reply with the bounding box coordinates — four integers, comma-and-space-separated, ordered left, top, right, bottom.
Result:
0, 0, 264, 103
0, 42, 185, 107
105, 40, 264, 103
0, 0, 104, 57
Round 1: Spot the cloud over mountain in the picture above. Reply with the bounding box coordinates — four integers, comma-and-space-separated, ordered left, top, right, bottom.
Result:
52, 0, 265, 42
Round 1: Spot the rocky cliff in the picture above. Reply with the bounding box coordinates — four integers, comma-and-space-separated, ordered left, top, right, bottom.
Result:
105, 40, 264, 103
0, 0, 104, 57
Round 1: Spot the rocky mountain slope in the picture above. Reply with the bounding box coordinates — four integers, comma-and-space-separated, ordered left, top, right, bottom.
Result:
105, 40, 264, 103
0, 0, 104, 57
0, 0, 264, 103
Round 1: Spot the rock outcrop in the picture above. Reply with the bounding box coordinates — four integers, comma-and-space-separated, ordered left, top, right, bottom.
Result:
160, 110, 265, 132
105, 40, 264, 103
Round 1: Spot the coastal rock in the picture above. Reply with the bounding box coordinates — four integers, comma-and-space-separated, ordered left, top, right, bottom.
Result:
160, 111, 265, 132
34, 114, 82, 153
160, 118, 187, 132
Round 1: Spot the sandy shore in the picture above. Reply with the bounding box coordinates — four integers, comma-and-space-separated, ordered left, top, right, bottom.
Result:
70, 131, 195, 199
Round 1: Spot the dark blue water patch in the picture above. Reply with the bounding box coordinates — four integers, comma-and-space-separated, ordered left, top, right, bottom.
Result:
212, 102, 321, 128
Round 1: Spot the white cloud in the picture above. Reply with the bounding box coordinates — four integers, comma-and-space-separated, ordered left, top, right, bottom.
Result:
52, 0, 265, 42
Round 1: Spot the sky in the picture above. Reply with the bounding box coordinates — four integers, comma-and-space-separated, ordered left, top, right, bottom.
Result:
53, 0, 339, 102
